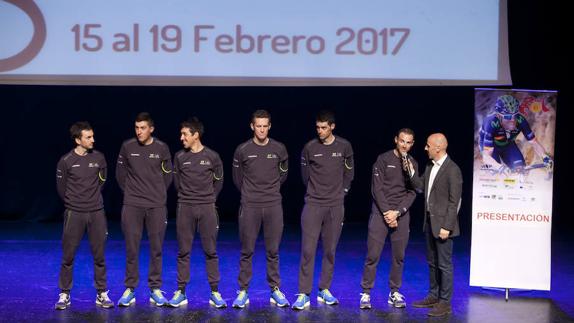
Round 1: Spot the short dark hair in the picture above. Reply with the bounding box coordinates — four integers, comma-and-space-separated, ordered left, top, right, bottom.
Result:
70, 121, 92, 142
251, 109, 271, 123
135, 112, 154, 127
316, 110, 335, 125
181, 117, 204, 138
396, 128, 415, 138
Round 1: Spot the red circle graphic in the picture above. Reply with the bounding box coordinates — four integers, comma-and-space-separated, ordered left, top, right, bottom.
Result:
0, 0, 47, 73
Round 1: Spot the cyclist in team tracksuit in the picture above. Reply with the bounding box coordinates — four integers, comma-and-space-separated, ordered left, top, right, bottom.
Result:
54, 121, 114, 310
116, 112, 173, 307
231, 110, 290, 308
292, 110, 354, 310
359, 128, 419, 309
167, 117, 227, 308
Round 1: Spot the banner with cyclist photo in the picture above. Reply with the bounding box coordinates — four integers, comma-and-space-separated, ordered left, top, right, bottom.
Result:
470, 88, 556, 291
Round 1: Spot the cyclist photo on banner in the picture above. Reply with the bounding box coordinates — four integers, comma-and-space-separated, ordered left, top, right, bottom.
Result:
474, 91, 555, 179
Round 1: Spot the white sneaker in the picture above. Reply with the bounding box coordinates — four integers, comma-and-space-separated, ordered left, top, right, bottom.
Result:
360, 293, 371, 309
388, 291, 406, 308
55, 293, 70, 310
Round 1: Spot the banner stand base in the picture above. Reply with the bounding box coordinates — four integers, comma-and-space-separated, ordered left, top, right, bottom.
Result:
480, 287, 533, 301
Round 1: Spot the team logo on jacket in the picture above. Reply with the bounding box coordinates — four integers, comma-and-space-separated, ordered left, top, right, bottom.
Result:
88, 162, 99, 168
149, 153, 160, 159
332, 152, 342, 157
200, 160, 211, 165
267, 154, 278, 159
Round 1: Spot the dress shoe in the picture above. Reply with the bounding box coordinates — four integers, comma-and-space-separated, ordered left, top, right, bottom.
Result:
428, 301, 452, 317
412, 296, 439, 308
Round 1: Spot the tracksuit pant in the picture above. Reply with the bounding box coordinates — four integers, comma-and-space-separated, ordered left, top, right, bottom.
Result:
298, 204, 344, 294
176, 203, 220, 292
237, 204, 284, 290
58, 209, 108, 293
121, 205, 167, 290
361, 205, 410, 293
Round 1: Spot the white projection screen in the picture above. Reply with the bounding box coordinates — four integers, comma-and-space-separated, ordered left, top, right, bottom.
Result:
0, 0, 511, 86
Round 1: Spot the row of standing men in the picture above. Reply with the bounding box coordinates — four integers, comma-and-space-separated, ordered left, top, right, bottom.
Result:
54, 109, 462, 317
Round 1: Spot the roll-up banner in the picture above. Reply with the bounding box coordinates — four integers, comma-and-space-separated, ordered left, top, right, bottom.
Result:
470, 88, 557, 291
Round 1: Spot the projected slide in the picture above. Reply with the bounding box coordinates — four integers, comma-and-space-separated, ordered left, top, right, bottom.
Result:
0, 0, 511, 86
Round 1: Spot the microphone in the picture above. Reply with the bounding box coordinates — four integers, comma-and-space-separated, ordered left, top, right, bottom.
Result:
401, 151, 411, 176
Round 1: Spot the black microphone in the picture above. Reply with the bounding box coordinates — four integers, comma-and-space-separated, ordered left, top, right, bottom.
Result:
401, 151, 411, 176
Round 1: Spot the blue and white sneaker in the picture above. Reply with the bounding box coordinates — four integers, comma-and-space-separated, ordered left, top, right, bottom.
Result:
317, 289, 338, 305
209, 291, 227, 308
96, 290, 114, 308
118, 288, 136, 307
360, 293, 371, 309
270, 288, 290, 307
232, 290, 249, 308
55, 292, 70, 310
149, 289, 168, 306
291, 294, 310, 310
168, 290, 188, 307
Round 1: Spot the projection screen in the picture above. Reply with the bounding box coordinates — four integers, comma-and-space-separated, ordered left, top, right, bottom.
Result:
0, 0, 511, 86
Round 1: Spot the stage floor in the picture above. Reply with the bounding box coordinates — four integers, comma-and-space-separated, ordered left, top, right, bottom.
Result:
1, 221, 572, 322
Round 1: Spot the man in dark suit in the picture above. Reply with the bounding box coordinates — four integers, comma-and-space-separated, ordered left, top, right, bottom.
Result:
408, 133, 462, 317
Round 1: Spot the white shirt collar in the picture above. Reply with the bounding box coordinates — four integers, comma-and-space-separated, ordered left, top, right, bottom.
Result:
433, 154, 448, 167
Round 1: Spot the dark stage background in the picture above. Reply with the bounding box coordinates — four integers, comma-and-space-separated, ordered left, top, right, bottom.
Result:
0, 1, 570, 235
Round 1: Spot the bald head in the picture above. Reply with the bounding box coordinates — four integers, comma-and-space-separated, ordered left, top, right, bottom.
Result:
425, 133, 448, 161
430, 133, 448, 149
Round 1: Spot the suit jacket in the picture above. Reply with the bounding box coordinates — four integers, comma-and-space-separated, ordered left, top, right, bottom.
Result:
411, 155, 463, 238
